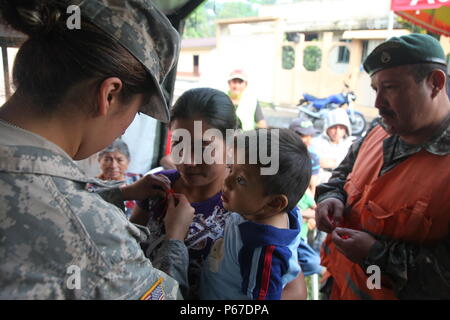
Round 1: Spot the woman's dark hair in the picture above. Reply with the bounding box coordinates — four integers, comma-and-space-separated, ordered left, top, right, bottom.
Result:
0, 0, 153, 114
170, 87, 239, 136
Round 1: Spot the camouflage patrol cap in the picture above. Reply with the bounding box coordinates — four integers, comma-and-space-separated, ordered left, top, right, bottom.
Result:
75, 0, 180, 123
363, 33, 447, 76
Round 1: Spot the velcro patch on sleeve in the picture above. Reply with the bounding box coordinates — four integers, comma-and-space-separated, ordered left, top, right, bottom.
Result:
140, 277, 165, 300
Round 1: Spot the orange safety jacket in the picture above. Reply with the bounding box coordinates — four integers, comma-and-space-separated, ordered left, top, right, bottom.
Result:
321, 125, 450, 300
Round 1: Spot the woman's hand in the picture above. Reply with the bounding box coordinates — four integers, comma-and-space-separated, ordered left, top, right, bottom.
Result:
120, 174, 171, 201
164, 193, 195, 241
315, 198, 345, 233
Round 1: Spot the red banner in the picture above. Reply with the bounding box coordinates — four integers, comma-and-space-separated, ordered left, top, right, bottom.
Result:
391, 0, 450, 11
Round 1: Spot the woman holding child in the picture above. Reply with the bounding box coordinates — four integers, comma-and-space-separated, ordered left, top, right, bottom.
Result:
131, 88, 238, 298
131, 88, 308, 299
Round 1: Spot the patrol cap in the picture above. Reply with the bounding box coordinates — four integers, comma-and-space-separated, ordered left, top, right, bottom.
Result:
76, 0, 180, 123
228, 69, 248, 82
363, 33, 447, 76
289, 117, 318, 136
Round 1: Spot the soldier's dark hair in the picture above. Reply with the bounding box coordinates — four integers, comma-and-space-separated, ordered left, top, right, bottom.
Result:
408, 63, 447, 83
235, 128, 312, 212
0, 0, 153, 114
407, 63, 448, 93
170, 88, 239, 137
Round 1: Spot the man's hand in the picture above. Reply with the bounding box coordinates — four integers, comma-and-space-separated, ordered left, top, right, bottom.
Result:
164, 193, 195, 241
120, 174, 171, 201
331, 228, 377, 264
315, 198, 345, 233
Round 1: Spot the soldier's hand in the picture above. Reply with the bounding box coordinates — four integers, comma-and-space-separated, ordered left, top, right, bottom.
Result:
331, 228, 377, 264
120, 174, 171, 201
164, 193, 194, 241
315, 198, 344, 233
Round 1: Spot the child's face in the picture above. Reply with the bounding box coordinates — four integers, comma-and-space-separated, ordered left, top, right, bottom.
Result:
222, 162, 270, 218
170, 117, 228, 187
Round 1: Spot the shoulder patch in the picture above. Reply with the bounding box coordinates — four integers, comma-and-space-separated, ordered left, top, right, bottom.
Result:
140, 278, 165, 300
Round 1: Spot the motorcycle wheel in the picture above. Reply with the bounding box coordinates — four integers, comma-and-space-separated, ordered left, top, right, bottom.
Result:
348, 111, 366, 136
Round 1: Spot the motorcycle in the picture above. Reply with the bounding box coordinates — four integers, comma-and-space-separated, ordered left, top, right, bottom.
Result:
297, 84, 366, 136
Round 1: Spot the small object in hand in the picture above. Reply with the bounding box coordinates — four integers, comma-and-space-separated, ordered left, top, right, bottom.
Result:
163, 189, 176, 215
341, 235, 350, 240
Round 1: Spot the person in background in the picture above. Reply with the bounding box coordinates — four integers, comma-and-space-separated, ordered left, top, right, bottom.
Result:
227, 69, 267, 131
313, 108, 354, 183
316, 33, 450, 299
289, 118, 325, 275
289, 117, 320, 194
90, 139, 142, 219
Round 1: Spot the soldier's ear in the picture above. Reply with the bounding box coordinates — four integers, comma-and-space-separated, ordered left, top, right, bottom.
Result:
95, 77, 123, 117
428, 69, 446, 98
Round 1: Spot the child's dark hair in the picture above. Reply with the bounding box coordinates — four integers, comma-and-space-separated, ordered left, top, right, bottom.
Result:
236, 128, 312, 212
170, 88, 239, 136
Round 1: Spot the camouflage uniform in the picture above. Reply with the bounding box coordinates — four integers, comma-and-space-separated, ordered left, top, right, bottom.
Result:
71, 0, 180, 123
316, 115, 450, 299
0, 120, 188, 299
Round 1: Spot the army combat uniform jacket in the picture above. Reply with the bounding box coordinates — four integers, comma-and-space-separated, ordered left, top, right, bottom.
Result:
0, 120, 188, 299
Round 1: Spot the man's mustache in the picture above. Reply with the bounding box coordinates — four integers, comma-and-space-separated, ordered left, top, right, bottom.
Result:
379, 109, 395, 118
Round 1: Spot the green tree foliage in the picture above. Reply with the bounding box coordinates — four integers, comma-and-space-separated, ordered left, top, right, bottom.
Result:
183, 0, 311, 39
184, 0, 270, 39
282, 45, 295, 70
183, 1, 216, 38
303, 45, 322, 71
216, 2, 257, 19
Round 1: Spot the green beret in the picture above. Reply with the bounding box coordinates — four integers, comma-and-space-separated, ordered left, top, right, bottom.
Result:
363, 33, 447, 76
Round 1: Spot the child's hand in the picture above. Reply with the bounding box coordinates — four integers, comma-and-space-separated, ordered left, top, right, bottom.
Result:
120, 174, 171, 201
164, 193, 195, 241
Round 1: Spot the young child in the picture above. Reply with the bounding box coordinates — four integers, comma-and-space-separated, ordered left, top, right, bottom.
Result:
199, 128, 312, 300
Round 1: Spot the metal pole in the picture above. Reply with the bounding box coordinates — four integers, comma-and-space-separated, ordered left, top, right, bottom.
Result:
2, 46, 11, 100
312, 274, 319, 300
387, 10, 395, 39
